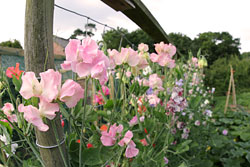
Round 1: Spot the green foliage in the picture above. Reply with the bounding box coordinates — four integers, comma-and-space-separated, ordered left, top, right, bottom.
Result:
168, 32, 193, 59
0, 39, 22, 49
205, 56, 250, 95
102, 28, 155, 52
192, 32, 240, 65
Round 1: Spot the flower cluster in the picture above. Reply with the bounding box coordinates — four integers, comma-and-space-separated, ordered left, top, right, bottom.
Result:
100, 124, 139, 158
18, 69, 84, 131
166, 81, 188, 113
61, 38, 110, 85
150, 42, 176, 68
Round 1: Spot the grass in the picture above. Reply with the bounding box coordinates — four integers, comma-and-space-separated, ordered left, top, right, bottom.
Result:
213, 92, 250, 112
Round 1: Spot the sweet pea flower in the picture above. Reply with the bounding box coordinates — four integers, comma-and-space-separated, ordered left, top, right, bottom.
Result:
148, 74, 163, 91
61, 38, 110, 85
59, 79, 84, 108
20, 69, 61, 102
129, 116, 138, 127
118, 130, 139, 158
140, 138, 148, 146
126, 71, 132, 78
2, 103, 17, 123
18, 101, 59, 132
107, 49, 121, 68
6, 63, 23, 80
150, 42, 176, 68
138, 43, 149, 52
101, 85, 110, 96
100, 124, 123, 146
222, 129, 228, 135
147, 94, 160, 107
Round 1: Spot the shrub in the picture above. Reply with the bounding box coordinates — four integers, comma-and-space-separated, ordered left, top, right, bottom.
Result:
205, 56, 250, 96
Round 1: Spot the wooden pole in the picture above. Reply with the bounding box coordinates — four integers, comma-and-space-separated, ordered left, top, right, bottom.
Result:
224, 65, 233, 114
231, 67, 237, 106
24, 0, 68, 166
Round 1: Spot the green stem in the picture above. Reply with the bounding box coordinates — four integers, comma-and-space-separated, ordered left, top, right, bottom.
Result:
51, 120, 69, 167
115, 147, 125, 167
79, 78, 89, 167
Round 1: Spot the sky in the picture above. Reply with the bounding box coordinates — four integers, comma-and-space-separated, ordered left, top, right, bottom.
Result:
0, 0, 250, 53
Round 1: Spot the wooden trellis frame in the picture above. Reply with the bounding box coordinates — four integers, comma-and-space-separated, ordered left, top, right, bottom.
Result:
224, 65, 237, 114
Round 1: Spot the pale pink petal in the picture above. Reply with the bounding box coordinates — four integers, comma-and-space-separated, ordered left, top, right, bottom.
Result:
8, 114, 17, 123
125, 140, 139, 158
75, 62, 92, 77
18, 104, 49, 132
65, 39, 81, 61
2, 103, 14, 116
20, 72, 42, 99
127, 48, 140, 67
100, 132, 116, 146
138, 43, 148, 52
108, 49, 119, 69
129, 116, 138, 127
40, 69, 61, 102
81, 37, 99, 58
150, 53, 159, 62
91, 61, 108, 85
61, 61, 72, 71
118, 130, 133, 146
59, 80, 84, 108
39, 99, 59, 120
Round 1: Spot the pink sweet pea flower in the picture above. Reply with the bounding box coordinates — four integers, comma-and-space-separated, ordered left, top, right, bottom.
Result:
59, 79, 84, 108
118, 131, 139, 158
40, 69, 61, 102
38, 99, 60, 120
18, 104, 48, 131
18, 100, 59, 132
129, 116, 138, 127
101, 86, 110, 96
125, 140, 139, 158
150, 42, 176, 68
19, 72, 42, 99
118, 130, 133, 146
100, 124, 123, 146
120, 48, 140, 67
62, 39, 110, 85
149, 74, 163, 90
2, 103, 17, 123
147, 94, 160, 106
107, 49, 120, 68
2, 103, 14, 116
20, 69, 61, 102
138, 43, 149, 52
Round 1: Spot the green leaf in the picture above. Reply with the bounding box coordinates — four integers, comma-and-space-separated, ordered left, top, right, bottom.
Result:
82, 147, 103, 165
0, 120, 12, 136
178, 162, 188, 167
104, 99, 114, 110
246, 152, 250, 163
96, 110, 108, 118
12, 73, 22, 92
175, 140, 192, 154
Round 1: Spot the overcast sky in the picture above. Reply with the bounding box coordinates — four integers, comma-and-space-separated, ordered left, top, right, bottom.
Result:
0, 0, 249, 53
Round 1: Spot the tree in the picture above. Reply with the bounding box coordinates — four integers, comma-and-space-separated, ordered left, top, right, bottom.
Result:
240, 52, 250, 59
102, 28, 155, 52
0, 39, 22, 49
102, 27, 129, 50
167, 33, 193, 59
69, 23, 96, 39
192, 32, 241, 65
